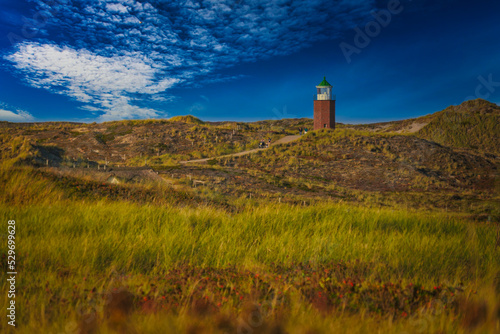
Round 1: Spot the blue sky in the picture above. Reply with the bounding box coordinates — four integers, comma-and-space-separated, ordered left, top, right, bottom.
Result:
0, 0, 499, 123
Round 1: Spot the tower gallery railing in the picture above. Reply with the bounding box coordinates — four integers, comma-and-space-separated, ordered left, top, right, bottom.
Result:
314, 94, 336, 101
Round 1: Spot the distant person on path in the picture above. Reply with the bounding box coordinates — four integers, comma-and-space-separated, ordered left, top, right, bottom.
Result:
298, 127, 303, 135
267, 138, 271, 148
259, 139, 265, 149
304, 128, 308, 134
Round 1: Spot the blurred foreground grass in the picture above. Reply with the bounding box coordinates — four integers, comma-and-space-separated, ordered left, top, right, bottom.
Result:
0, 167, 499, 333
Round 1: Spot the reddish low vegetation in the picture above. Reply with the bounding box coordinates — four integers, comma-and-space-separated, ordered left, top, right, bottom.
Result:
57, 262, 465, 333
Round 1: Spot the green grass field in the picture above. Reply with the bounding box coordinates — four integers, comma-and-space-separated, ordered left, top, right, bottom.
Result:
1, 167, 499, 333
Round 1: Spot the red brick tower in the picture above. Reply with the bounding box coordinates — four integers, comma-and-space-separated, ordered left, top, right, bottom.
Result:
313, 77, 336, 130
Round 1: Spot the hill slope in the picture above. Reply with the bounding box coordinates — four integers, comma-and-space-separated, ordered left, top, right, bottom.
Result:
223, 129, 497, 195
0, 99, 498, 216
351, 99, 500, 155
0, 118, 312, 167
416, 99, 500, 155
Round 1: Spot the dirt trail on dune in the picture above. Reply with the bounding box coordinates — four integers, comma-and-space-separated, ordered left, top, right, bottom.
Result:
180, 135, 301, 164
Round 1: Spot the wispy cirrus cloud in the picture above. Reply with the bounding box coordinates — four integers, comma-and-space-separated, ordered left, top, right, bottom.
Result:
5, 0, 377, 120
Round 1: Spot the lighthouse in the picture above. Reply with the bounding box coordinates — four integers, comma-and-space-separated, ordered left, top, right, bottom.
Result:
313, 77, 336, 130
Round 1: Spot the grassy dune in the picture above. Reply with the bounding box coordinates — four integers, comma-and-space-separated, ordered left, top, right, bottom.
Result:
1, 168, 499, 333
4, 201, 499, 281
0, 100, 499, 333
416, 99, 500, 155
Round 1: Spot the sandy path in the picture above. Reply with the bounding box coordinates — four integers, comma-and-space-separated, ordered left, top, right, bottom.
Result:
395, 122, 428, 133
180, 135, 301, 164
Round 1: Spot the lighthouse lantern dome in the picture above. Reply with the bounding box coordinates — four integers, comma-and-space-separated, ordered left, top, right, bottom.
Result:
316, 76, 333, 101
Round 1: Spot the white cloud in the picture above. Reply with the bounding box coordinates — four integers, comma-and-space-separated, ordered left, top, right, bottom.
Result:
187, 102, 205, 114
25, 0, 376, 70
5, 0, 378, 120
106, 3, 129, 14
0, 108, 34, 122
96, 96, 163, 121
5, 43, 178, 120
